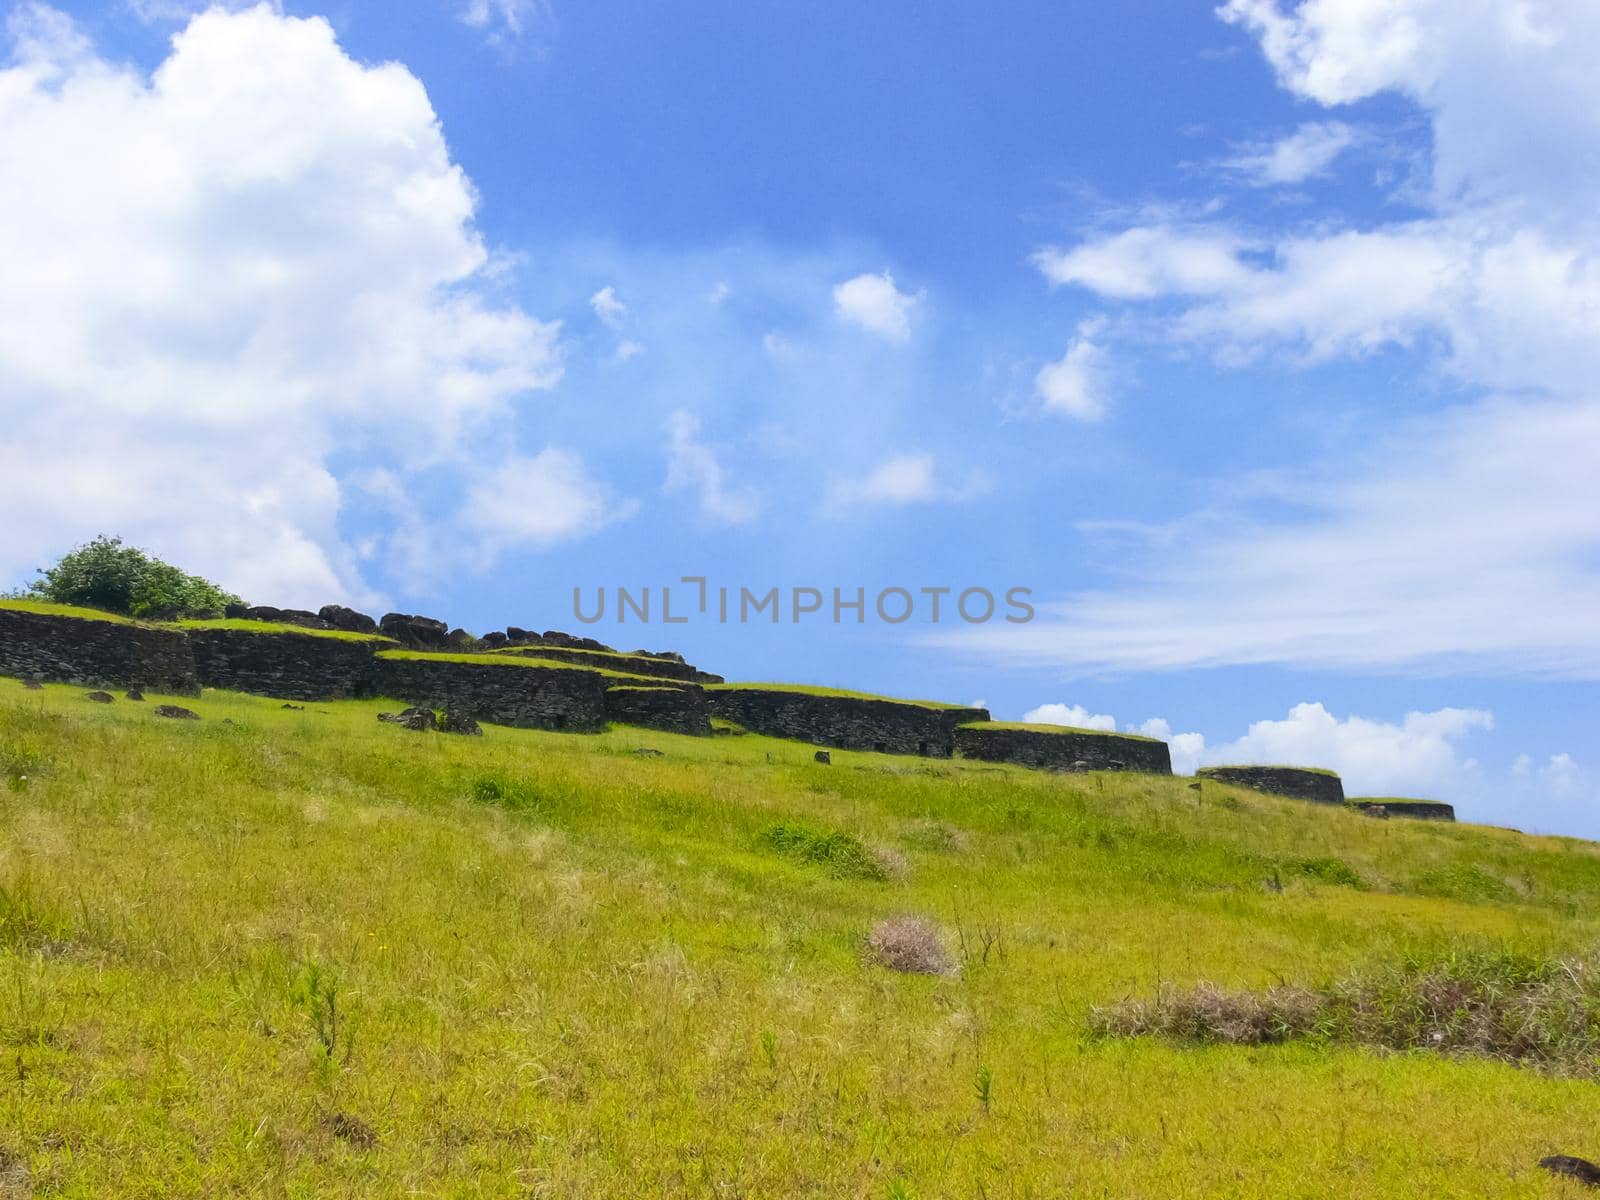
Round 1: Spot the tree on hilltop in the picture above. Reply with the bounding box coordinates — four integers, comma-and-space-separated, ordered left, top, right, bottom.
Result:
18, 534, 241, 619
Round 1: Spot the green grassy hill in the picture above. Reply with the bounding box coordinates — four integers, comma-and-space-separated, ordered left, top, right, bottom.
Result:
3, 680, 1599, 1197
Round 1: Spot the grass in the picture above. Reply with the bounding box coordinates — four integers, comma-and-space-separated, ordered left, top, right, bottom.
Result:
376, 648, 678, 687
489, 644, 686, 667
1352, 796, 1455, 808
1200, 764, 1342, 776
4, 678, 1600, 1195
706, 681, 978, 709
0, 599, 139, 625
173, 618, 397, 644
960, 719, 1164, 741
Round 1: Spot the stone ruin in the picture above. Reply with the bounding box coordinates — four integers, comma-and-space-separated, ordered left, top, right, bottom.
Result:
0, 599, 1454, 818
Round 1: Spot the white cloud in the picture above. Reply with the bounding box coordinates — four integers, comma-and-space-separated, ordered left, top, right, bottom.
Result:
590, 285, 627, 330
663, 410, 761, 525
995, 0, 1600, 677
1224, 119, 1356, 184
1203, 701, 1493, 798
0, 6, 573, 606
832, 271, 920, 343
459, 0, 549, 43
615, 339, 646, 361
1035, 317, 1110, 420
1035, 227, 1253, 300
461, 449, 634, 557
1022, 702, 1117, 732
826, 452, 987, 509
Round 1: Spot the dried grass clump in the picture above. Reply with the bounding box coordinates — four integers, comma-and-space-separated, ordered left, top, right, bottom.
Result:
1092, 944, 1600, 1076
866, 915, 952, 975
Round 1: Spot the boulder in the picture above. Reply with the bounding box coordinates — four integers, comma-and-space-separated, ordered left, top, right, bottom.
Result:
481, 631, 508, 649
446, 628, 474, 649
85, 690, 114, 703
378, 613, 451, 649
317, 605, 379, 635
22, 678, 42, 691
378, 706, 436, 732
438, 707, 482, 736
814, 750, 831, 765
541, 629, 614, 653
239, 605, 329, 629
154, 704, 200, 720
125, 689, 145, 701
505, 626, 534, 645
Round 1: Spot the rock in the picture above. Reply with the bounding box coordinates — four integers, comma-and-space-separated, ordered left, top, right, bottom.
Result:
541, 630, 614, 653
155, 704, 200, 720
85, 690, 114, 703
281, 703, 305, 710
240, 605, 329, 629
125, 689, 145, 701
633, 747, 664, 758
22, 678, 43, 690
505, 626, 533, 644
378, 613, 451, 649
446, 628, 474, 649
814, 750, 831, 764
481, 631, 508, 649
438, 707, 482, 736
1361, 804, 1391, 819
1541, 1156, 1600, 1187
378, 706, 436, 732
318, 604, 379, 634
224, 602, 250, 618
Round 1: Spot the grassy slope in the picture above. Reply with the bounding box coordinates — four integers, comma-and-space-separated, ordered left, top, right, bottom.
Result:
3, 681, 1600, 1197
0, 599, 138, 625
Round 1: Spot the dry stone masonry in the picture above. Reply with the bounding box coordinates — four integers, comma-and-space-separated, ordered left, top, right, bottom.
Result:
952, 722, 1172, 774
2, 600, 1414, 808
1349, 797, 1456, 821
1196, 765, 1346, 806
705, 685, 988, 757
186, 625, 394, 700
0, 606, 198, 695
603, 685, 712, 736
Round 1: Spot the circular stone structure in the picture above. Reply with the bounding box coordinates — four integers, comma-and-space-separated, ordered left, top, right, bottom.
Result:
1195, 765, 1345, 805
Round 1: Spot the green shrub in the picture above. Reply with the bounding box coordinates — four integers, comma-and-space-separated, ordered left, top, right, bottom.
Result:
760, 823, 889, 881
21, 535, 241, 619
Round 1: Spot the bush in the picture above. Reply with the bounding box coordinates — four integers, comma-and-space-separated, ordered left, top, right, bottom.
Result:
760, 823, 889, 881
21, 535, 241, 619
866, 916, 952, 975
1091, 942, 1600, 1076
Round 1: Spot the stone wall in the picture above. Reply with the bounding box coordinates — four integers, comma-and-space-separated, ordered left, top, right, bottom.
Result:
1196, 766, 1346, 805
604, 685, 712, 736
952, 723, 1172, 774
0, 608, 199, 694
1350, 798, 1456, 822
371, 654, 608, 731
705, 687, 988, 757
500, 647, 721, 684
187, 628, 388, 700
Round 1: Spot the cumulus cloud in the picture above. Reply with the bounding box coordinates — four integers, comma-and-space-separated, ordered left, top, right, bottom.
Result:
0, 5, 588, 605
1224, 120, 1357, 184
826, 453, 986, 509
1022, 702, 1117, 732
460, 449, 634, 559
590, 285, 627, 330
989, 0, 1600, 677
1203, 701, 1493, 797
663, 410, 761, 525
1035, 317, 1110, 420
832, 271, 920, 343
459, 0, 550, 44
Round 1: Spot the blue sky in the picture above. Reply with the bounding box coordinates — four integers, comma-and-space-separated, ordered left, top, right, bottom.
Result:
3, 0, 1598, 833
